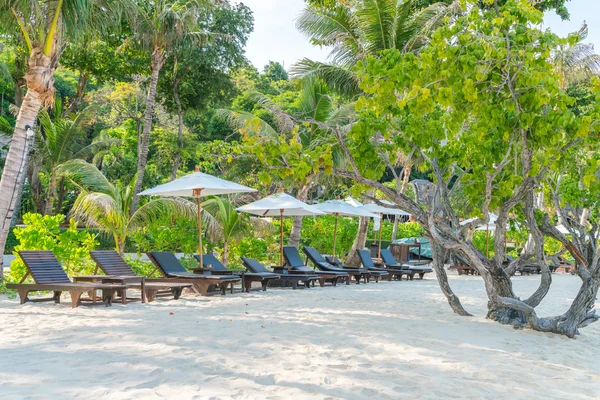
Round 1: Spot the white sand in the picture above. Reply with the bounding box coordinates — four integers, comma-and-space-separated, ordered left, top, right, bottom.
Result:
0, 273, 599, 399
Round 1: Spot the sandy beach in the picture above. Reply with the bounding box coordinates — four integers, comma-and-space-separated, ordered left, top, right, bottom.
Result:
0, 273, 598, 399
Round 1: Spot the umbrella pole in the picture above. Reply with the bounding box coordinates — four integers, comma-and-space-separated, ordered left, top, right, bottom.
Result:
378, 213, 384, 259
332, 213, 339, 260
280, 209, 284, 267
194, 189, 203, 268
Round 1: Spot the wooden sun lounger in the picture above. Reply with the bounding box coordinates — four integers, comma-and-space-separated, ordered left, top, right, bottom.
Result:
6, 251, 126, 308
303, 247, 372, 284
240, 257, 320, 291
355, 250, 408, 281
87, 251, 192, 303
283, 246, 349, 286
146, 252, 240, 296
192, 253, 247, 291
380, 249, 432, 279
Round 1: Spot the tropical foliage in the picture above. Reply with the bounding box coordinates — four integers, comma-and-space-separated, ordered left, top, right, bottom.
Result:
0, 0, 599, 337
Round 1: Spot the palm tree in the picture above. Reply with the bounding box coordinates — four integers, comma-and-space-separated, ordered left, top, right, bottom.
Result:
126, 0, 217, 212
293, 0, 454, 97
552, 23, 600, 90
202, 196, 257, 266
219, 78, 352, 247
58, 159, 196, 254
0, 0, 122, 269
35, 101, 116, 215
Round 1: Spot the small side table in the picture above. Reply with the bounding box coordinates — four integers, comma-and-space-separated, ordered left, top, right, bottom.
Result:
74, 275, 146, 304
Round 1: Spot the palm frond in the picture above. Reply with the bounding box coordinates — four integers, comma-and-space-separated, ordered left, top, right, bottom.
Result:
215, 109, 279, 137
71, 190, 126, 237
57, 159, 115, 195
130, 197, 197, 230
290, 59, 360, 98
296, 4, 363, 66
358, 0, 395, 53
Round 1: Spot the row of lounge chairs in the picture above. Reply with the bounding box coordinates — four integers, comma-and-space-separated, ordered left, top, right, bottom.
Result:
7, 246, 432, 308
449, 254, 574, 275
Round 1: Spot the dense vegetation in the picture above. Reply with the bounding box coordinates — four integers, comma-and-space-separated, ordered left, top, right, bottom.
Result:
0, 0, 599, 336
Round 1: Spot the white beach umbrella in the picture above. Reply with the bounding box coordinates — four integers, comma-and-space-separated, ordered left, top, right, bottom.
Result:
344, 196, 363, 207
236, 190, 325, 266
556, 225, 570, 235
314, 199, 377, 259
139, 167, 256, 267
359, 202, 410, 258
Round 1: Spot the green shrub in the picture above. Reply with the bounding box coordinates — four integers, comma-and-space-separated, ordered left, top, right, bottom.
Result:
6, 213, 98, 283
124, 256, 157, 277
130, 214, 201, 254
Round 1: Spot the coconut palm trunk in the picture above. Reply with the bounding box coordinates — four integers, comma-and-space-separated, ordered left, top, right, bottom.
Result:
170, 73, 184, 180
131, 48, 164, 213
0, 48, 57, 274
44, 172, 59, 215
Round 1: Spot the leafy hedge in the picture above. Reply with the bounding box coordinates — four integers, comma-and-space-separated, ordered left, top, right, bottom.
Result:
4, 226, 135, 254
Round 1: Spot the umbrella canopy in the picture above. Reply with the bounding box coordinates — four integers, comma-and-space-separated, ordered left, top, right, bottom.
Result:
556, 225, 570, 235
360, 202, 410, 216
139, 168, 256, 267
139, 171, 256, 197
314, 200, 377, 259
314, 200, 377, 218
344, 196, 363, 207
237, 191, 324, 266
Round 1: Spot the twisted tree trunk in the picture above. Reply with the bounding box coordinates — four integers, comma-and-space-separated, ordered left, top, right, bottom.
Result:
0, 47, 57, 277
344, 216, 370, 267
431, 244, 472, 316
392, 163, 412, 241
131, 47, 164, 213
288, 182, 312, 248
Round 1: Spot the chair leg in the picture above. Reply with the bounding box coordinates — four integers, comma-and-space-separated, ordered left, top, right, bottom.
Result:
419, 273, 425, 279
69, 290, 84, 308
53, 291, 61, 303
102, 290, 115, 306
195, 283, 210, 296
244, 277, 252, 293
121, 289, 127, 305
319, 277, 325, 287
261, 280, 268, 291
17, 289, 30, 305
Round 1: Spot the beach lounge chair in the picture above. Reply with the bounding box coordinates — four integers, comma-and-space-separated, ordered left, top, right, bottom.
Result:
450, 254, 478, 276
329, 253, 390, 281
146, 252, 240, 296
6, 251, 126, 308
380, 249, 432, 279
193, 254, 247, 291
240, 257, 320, 290
283, 246, 349, 286
88, 251, 192, 303
303, 247, 372, 284
355, 250, 409, 281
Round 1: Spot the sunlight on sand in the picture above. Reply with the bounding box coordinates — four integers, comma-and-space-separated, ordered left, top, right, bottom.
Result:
0, 273, 598, 399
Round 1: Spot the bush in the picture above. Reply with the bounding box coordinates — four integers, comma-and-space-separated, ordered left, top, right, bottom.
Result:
129, 214, 201, 254
6, 213, 98, 283
124, 257, 157, 277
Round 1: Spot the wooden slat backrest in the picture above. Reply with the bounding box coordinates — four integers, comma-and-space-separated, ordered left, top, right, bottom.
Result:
240, 257, 270, 273
19, 251, 72, 284
358, 249, 376, 268
90, 250, 136, 276
147, 252, 187, 276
